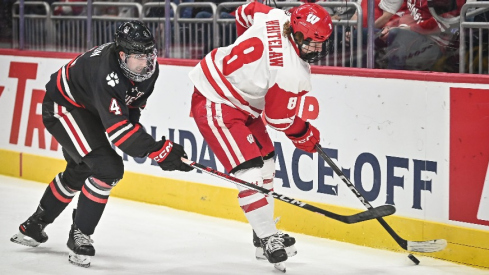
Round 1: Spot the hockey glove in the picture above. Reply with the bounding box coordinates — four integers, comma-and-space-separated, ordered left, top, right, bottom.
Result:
286, 122, 320, 153
148, 137, 193, 172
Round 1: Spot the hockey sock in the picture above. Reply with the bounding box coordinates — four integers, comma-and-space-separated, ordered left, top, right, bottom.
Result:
39, 173, 77, 223
261, 158, 276, 209
234, 168, 277, 238
75, 177, 113, 235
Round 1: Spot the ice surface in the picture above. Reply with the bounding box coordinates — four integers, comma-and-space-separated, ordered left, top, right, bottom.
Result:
1, 175, 487, 275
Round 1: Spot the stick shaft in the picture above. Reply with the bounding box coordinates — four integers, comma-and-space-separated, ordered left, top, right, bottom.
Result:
314, 144, 409, 248
182, 158, 393, 224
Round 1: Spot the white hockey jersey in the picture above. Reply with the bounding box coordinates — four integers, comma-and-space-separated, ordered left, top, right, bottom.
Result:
189, 2, 312, 133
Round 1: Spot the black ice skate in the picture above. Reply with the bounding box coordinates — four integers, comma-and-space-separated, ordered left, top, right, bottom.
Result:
67, 210, 95, 268
260, 233, 288, 272
10, 206, 49, 247
253, 230, 297, 260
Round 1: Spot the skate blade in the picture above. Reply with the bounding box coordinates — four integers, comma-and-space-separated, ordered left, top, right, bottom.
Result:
10, 232, 41, 247
68, 251, 91, 268
274, 262, 286, 273
255, 246, 297, 260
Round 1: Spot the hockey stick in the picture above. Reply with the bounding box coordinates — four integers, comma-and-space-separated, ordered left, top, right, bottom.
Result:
315, 144, 447, 253
181, 158, 395, 224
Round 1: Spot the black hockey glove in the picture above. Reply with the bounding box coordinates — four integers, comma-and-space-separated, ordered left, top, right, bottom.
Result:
148, 137, 193, 172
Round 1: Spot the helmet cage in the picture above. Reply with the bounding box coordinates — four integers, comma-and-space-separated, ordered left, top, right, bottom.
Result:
119, 48, 158, 82
294, 36, 333, 63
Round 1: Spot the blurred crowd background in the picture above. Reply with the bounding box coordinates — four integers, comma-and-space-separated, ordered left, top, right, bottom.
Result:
0, 0, 488, 74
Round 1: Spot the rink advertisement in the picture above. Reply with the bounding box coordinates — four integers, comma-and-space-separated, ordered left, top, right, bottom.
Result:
1, 49, 489, 268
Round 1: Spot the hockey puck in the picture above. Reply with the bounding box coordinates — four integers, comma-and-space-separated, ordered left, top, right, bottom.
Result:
408, 254, 420, 265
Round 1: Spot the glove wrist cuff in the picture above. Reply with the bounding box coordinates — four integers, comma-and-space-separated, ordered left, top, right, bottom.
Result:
148, 140, 173, 163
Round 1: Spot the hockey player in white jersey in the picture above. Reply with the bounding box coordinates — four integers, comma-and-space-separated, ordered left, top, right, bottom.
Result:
189, 2, 333, 271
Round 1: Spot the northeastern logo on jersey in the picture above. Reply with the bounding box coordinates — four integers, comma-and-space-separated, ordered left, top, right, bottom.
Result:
266, 20, 283, 67
125, 87, 144, 105
106, 72, 119, 87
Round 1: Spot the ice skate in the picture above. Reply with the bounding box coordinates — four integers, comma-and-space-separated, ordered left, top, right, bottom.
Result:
254, 230, 297, 260
260, 232, 288, 264
10, 206, 49, 247
67, 212, 95, 268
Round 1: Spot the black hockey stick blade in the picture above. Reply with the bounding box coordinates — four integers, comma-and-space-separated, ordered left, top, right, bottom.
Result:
182, 158, 395, 224
345, 205, 396, 224
315, 144, 447, 253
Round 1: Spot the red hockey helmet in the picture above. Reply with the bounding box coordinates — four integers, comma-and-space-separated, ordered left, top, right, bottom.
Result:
289, 4, 333, 63
290, 4, 333, 42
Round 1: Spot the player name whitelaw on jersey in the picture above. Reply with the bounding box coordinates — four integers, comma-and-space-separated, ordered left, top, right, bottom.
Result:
266, 20, 284, 67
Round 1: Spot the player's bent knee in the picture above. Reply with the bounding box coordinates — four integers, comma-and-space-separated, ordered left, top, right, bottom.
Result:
91, 157, 124, 182
233, 167, 263, 192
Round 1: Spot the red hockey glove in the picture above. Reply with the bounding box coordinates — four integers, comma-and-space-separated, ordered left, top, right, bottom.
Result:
286, 123, 320, 153
148, 137, 193, 172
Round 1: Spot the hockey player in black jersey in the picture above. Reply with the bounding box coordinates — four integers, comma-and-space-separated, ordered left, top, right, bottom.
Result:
10, 21, 192, 268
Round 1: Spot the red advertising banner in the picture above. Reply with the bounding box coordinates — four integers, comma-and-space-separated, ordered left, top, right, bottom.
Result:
450, 87, 489, 226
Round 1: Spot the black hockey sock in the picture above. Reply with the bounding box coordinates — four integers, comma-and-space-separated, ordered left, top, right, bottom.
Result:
39, 173, 77, 223
75, 177, 112, 235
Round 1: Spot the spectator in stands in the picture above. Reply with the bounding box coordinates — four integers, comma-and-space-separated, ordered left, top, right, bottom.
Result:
0, 0, 14, 42
145, 0, 194, 19
348, 0, 404, 37
375, 0, 465, 71
53, 0, 85, 16
193, 0, 237, 52
343, 0, 404, 66
193, 0, 234, 19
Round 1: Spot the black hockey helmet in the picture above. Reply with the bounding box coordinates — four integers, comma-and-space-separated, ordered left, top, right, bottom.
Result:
114, 20, 157, 82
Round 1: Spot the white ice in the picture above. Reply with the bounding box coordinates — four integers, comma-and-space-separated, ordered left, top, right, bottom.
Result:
1, 175, 487, 275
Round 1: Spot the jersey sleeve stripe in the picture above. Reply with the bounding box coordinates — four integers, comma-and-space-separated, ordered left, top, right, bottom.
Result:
61, 66, 80, 106
113, 124, 141, 147
235, 5, 247, 28
239, 3, 253, 28
108, 123, 134, 142
65, 57, 77, 80
56, 69, 83, 108
106, 120, 129, 134
263, 112, 294, 131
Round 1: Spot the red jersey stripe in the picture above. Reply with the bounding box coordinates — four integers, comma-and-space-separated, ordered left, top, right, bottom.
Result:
114, 124, 141, 147
106, 120, 129, 134
201, 51, 255, 117
208, 102, 242, 166
209, 50, 261, 113
56, 69, 82, 108
57, 104, 89, 155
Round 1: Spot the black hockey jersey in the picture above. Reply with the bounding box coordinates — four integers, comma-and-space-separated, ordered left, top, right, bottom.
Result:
45, 42, 159, 158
